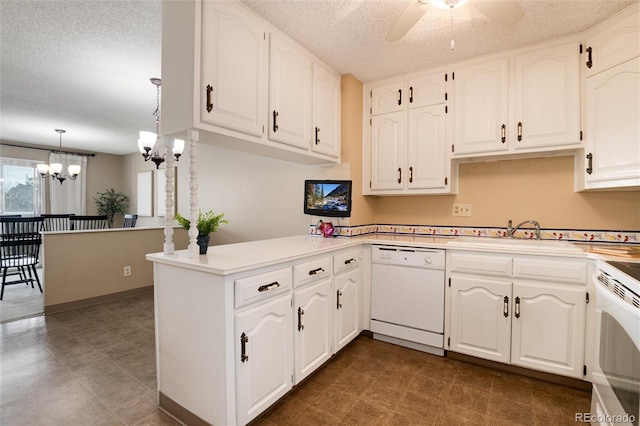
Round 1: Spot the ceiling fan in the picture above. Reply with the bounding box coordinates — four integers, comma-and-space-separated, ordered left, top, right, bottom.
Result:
386, 0, 524, 42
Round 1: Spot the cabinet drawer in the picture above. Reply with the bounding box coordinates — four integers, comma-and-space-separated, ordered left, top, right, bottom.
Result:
449, 252, 512, 277
293, 256, 332, 288
334, 249, 361, 275
235, 267, 292, 309
513, 257, 587, 284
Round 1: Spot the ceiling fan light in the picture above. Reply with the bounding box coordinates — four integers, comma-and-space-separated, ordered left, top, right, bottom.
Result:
429, 0, 467, 10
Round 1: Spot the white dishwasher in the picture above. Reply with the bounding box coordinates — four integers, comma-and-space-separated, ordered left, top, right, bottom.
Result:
371, 245, 446, 356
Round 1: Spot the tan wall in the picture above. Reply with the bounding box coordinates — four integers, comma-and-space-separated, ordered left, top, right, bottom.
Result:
43, 227, 189, 307
371, 155, 640, 230
341, 74, 375, 226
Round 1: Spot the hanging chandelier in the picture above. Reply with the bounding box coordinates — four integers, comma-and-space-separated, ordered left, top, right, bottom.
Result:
37, 129, 81, 184
138, 77, 184, 169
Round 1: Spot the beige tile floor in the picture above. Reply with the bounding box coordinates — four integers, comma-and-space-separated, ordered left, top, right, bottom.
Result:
0, 292, 591, 425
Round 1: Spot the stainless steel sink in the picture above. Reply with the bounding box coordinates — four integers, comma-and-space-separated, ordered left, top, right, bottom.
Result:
447, 236, 583, 253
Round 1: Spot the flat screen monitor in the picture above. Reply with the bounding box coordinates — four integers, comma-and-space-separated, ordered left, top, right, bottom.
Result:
304, 180, 352, 218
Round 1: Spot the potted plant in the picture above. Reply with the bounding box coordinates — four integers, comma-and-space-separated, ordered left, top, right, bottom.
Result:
175, 210, 228, 254
94, 188, 129, 228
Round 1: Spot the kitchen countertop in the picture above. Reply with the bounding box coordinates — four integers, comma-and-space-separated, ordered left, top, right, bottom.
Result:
146, 234, 639, 276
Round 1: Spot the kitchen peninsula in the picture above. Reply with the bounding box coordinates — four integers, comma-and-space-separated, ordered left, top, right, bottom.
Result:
147, 233, 627, 425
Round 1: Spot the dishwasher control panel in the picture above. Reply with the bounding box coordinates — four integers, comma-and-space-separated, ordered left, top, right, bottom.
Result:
372, 245, 445, 269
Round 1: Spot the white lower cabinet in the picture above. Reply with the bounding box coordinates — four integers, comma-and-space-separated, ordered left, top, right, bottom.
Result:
293, 278, 332, 384
449, 275, 512, 364
235, 294, 293, 426
511, 281, 586, 377
448, 251, 588, 379
334, 267, 360, 352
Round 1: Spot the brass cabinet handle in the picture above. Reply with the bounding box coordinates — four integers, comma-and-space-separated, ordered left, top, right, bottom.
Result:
503, 296, 509, 318
501, 124, 506, 143
258, 281, 280, 292
308, 267, 324, 276
336, 290, 342, 309
514, 296, 521, 318
586, 153, 593, 175
206, 85, 213, 113
297, 307, 304, 331
397, 167, 402, 184
240, 332, 248, 363
517, 122, 523, 142
586, 46, 593, 69
272, 110, 279, 132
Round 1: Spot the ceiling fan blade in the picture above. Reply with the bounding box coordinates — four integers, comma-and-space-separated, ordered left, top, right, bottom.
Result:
386, 1, 428, 42
469, 0, 524, 26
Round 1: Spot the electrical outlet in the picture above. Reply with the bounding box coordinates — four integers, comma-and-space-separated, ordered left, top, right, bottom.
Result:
453, 203, 472, 217
123, 266, 132, 277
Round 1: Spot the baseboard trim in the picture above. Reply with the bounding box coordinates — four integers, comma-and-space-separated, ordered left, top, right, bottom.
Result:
159, 392, 210, 426
44, 286, 153, 315
447, 351, 592, 391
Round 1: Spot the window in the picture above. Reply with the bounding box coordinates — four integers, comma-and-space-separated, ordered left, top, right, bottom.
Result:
0, 159, 44, 216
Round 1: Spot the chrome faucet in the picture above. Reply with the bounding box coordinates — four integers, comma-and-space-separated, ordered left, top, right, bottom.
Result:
506, 219, 541, 240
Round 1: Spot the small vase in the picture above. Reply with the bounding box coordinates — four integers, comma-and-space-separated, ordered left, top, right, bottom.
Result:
197, 234, 210, 255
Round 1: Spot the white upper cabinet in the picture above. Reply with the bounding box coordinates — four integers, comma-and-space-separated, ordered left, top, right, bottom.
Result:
161, 0, 340, 165
371, 81, 405, 115
452, 41, 581, 157
584, 57, 640, 188
453, 58, 509, 155
365, 71, 453, 195
583, 7, 640, 77
513, 43, 581, 150
268, 33, 312, 149
580, 4, 640, 190
201, 0, 267, 137
312, 64, 341, 158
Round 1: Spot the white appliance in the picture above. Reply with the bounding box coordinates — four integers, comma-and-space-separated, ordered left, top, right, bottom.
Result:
591, 260, 640, 426
371, 245, 446, 356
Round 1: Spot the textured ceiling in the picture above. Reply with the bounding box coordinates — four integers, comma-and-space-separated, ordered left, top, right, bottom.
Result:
0, 0, 636, 155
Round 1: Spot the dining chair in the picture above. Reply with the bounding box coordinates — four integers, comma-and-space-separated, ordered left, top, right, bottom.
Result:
122, 214, 138, 228
0, 217, 44, 300
69, 215, 109, 230
41, 214, 74, 231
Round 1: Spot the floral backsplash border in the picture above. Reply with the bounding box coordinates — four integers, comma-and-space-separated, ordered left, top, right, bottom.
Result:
309, 223, 639, 245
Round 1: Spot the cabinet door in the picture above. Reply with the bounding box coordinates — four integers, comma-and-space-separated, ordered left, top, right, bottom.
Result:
513, 43, 581, 149
201, 0, 267, 137
235, 295, 293, 425
407, 104, 446, 190
585, 57, 640, 186
584, 9, 640, 77
334, 268, 360, 352
511, 282, 585, 378
408, 72, 446, 108
312, 64, 341, 157
268, 34, 312, 149
453, 58, 509, 155
370, 112, 405, 190
449, 276, 512, 364
293, 278, 332, 384
371, 81, 405, 115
